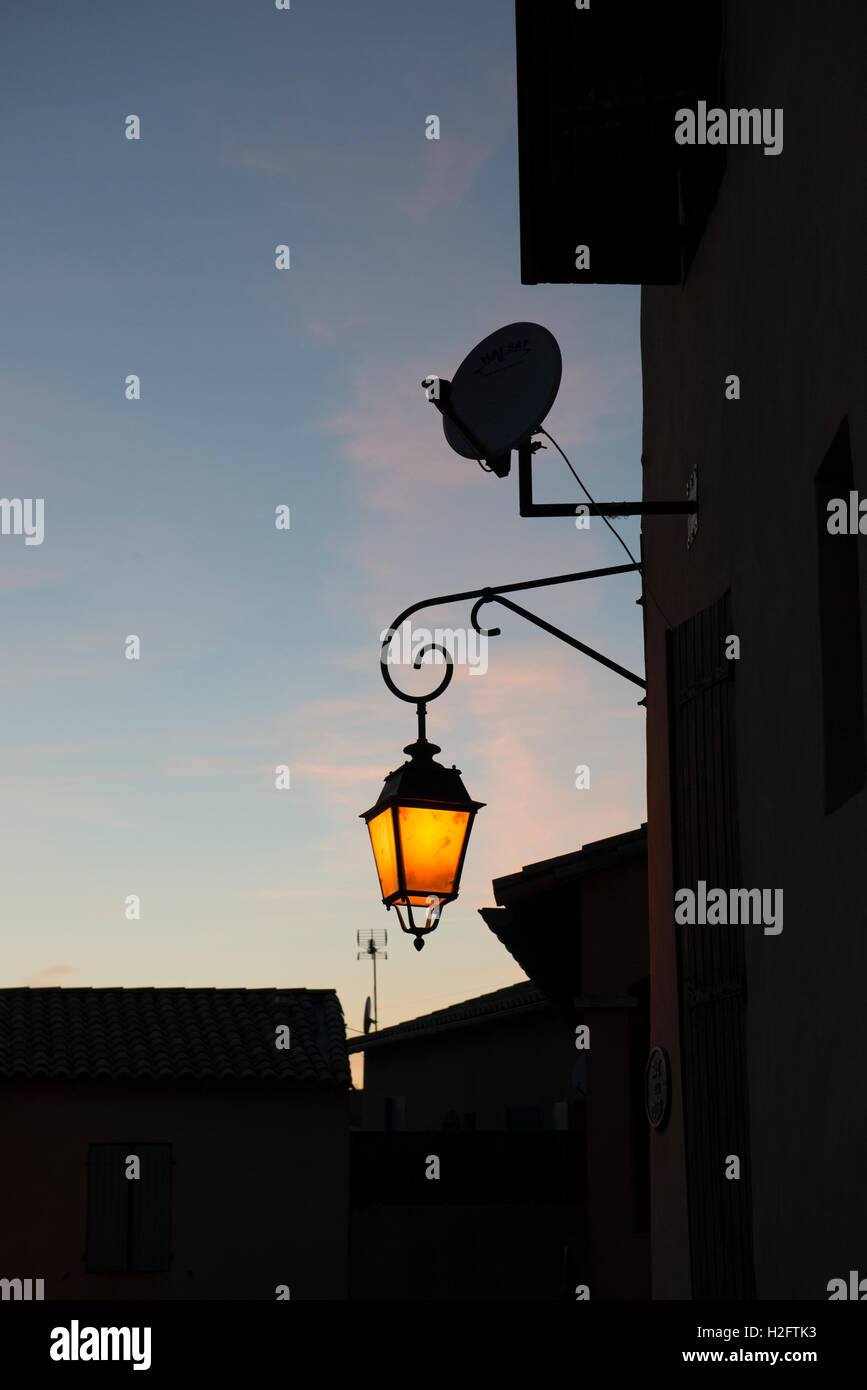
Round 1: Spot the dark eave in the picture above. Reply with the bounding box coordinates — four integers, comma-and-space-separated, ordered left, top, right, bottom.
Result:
347, 981, 551, 1053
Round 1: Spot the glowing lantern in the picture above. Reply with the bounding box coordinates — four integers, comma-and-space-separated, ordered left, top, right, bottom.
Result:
361, 735, 483, 949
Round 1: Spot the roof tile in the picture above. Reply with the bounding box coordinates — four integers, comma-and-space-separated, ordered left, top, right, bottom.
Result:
0, 988, 350, 1087
347, 980, 548, 1052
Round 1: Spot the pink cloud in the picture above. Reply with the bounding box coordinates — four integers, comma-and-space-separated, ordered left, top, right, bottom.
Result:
251, 887, 361, 901
0, 563, 61, 593
222, 120, 502, 230
393, 137, 496, 226
309, 320, 337, 345
20, 965, 79, 985
319, 364, 479, 518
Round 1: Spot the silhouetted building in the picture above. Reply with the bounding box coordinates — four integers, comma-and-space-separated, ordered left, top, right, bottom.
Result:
349, 825, 649, 1300
0, 988, 350, 1300
515, 0, 867, 1299
349, 982, 582, 1300
639, 0, 867, 1300
351, 981, 575, 1133
483, 825, 650, 1299
515, 0, 725, 287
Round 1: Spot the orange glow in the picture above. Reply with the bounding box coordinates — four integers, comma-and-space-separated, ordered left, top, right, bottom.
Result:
367, 809, 398, 900
397, 805, 470, 902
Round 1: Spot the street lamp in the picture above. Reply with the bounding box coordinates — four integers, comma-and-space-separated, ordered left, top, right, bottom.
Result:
361, 726, 483, 951
363, 566, 647, 950
361, 644, 483, 950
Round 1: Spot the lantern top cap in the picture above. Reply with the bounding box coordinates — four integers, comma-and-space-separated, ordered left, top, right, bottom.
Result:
360, 736, 484, 821
402, 735, 441, 762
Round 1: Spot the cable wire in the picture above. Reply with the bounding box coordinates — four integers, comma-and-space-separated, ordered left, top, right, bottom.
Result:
538, 427, 674, 630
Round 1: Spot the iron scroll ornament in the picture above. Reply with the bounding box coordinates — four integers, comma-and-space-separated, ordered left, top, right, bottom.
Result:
379, 562, 647, 713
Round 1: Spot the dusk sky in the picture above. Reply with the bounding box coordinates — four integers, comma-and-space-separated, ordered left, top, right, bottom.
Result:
0, 0, 646, 1062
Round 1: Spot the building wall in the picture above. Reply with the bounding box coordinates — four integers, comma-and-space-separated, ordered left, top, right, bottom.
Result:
360, 1010, 575, 1132
581, 853, 648, 991
641, 0, 866, 1297
350, 1204, 581, 1301
359, 850, 651, 1297
581, 854, 650, 1297
0, 1079, 349, 1299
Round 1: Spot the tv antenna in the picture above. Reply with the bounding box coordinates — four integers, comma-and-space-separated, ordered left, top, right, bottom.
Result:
422, 320, 697, 523
357, 928, 387, 1033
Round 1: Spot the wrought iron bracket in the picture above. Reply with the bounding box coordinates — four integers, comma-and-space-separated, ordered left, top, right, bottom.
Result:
380, 562, 647, 713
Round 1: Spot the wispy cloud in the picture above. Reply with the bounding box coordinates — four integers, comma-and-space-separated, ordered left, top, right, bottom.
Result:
293, 762, 388, 785
20, 964, 79, 985
393, 137, 497, 226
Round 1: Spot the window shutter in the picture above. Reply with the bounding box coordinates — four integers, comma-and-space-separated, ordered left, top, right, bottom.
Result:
130, 1144, 172, 1273
86, 1142, 172, 1274
86, 1144, 129, 1273
668, 592, 755, 1298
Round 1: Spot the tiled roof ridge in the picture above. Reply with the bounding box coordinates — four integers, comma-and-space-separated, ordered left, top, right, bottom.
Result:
0, 987, 350, 1087
0, 985, 334, 992
349, 979, 548, 1050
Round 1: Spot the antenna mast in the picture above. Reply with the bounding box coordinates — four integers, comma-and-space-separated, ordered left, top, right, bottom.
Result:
357, 928, 387, 1032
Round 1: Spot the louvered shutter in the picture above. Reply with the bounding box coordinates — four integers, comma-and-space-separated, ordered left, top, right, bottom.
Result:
668, 592, 756, 1299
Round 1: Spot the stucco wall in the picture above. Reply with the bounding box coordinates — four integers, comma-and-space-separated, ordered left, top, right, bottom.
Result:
361, 1010, 574, 1132
641, 0, 866, 1299
0, 1079, 349, 1299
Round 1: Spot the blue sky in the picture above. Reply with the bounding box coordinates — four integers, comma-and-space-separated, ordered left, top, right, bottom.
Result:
0, 0, 645, 1052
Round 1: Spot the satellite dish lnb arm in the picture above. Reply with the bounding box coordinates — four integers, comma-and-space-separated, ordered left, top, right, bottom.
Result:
421, 377, 488, 460
422, 377, 512, 478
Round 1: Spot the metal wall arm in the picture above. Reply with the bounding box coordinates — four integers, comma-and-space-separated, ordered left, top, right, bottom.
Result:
517, 443, 696, 518
380, 563, 646, 703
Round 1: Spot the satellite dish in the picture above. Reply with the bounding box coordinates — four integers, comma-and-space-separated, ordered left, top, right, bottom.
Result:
442, 322, 562, 462
363, 996, 373, 1035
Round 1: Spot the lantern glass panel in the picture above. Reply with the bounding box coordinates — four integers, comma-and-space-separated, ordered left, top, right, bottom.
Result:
397, 805, 470, 903
367, 807, 398, 900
